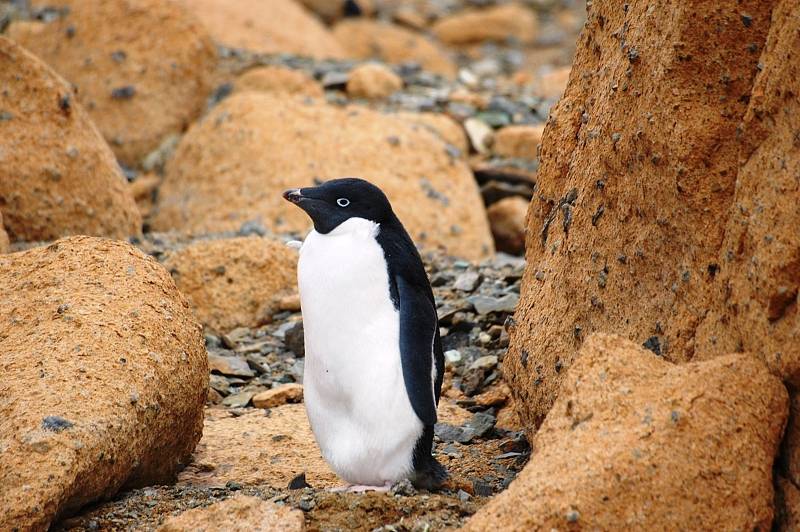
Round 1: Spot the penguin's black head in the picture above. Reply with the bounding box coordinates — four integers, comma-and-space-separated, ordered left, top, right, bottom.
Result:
283, 178, 396, 234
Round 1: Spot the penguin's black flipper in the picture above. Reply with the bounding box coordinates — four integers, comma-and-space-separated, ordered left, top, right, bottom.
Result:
395, 274, 439, 426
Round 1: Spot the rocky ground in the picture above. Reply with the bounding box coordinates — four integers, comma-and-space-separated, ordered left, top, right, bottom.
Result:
4, 0, 798, 530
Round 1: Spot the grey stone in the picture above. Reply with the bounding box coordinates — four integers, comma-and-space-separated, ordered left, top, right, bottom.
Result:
453, 271, 482, 292
467, 293, 519, 315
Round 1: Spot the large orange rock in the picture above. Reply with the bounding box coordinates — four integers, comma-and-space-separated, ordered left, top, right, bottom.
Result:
432, 3, 538, 46
180, 0, 346, 59
8, 0, 217, 167
694, 0, 800, 386
333, 19, 456, 77
465, 334, 788, 531
691, 2, 800, 497
504, 0, 777, 428
153, 93, 493, 260
0, 37, 141, 243
162, 236, 298, 333
0, 237, 207, 531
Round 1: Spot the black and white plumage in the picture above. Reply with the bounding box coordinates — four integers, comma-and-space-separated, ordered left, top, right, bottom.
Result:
283, 178, 446, 491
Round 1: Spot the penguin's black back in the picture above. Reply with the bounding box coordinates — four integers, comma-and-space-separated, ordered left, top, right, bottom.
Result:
376, 217, 447, 490
375, 218, 445, 408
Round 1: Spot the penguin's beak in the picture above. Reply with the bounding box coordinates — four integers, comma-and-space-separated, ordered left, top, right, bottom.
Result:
283, 188, 303, 204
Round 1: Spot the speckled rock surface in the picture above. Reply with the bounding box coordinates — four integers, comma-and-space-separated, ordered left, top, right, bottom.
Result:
234, 66, 324, 99
0, 236, 207, 531
153, 93, 493, 260
0, 36, 141, 243
8, 0, 217, 167
162, 236, 298, 333
158, 494, 305, 532
466, 334, 788, 531
687, 3, 800, 506
333, 19, 456, 77
177, 405, 338, 489
346, 62, 403, 99
694, 0, 800, 386
179, 0, 346, 59
505, 0, 777, 428
392, 111, 469, 154
432, 3, 538, 46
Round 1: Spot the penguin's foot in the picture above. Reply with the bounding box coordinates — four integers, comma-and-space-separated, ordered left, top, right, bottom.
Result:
347, 482, 392, 493
329, 482, 392, 493
409, 456, 448, 491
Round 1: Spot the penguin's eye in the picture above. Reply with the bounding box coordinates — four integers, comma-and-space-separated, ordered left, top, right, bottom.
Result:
336, 198, 350, 207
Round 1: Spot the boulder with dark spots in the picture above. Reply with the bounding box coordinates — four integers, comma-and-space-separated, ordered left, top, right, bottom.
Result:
695, 0, 800, 388
162, 236, 298, 333
179, 0, 346, 59
505, 0, 778, 429
466, 334, 787, 531
0, 236, 207, 531
8, 0, 217, 167
691, 0, 800, 511
153, 93, 493, 260
0, 36, 141, 243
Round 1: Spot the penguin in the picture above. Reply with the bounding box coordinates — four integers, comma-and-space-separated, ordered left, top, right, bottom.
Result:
282, 178, 447, 492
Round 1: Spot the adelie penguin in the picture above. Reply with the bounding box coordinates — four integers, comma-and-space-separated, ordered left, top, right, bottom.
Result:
283, 178, 447, 492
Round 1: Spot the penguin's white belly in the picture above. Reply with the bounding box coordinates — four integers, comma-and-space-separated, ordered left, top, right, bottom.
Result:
298, 218, 423, 486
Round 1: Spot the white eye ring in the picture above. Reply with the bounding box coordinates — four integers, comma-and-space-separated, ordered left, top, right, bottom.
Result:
337, 198, 350, 207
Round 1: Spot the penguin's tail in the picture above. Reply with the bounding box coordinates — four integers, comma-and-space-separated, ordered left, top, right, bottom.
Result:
409, 424, 448, 491
409, 456, 448, 491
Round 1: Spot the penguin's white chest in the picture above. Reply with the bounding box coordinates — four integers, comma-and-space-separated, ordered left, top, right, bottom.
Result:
297, 218, 423, 486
